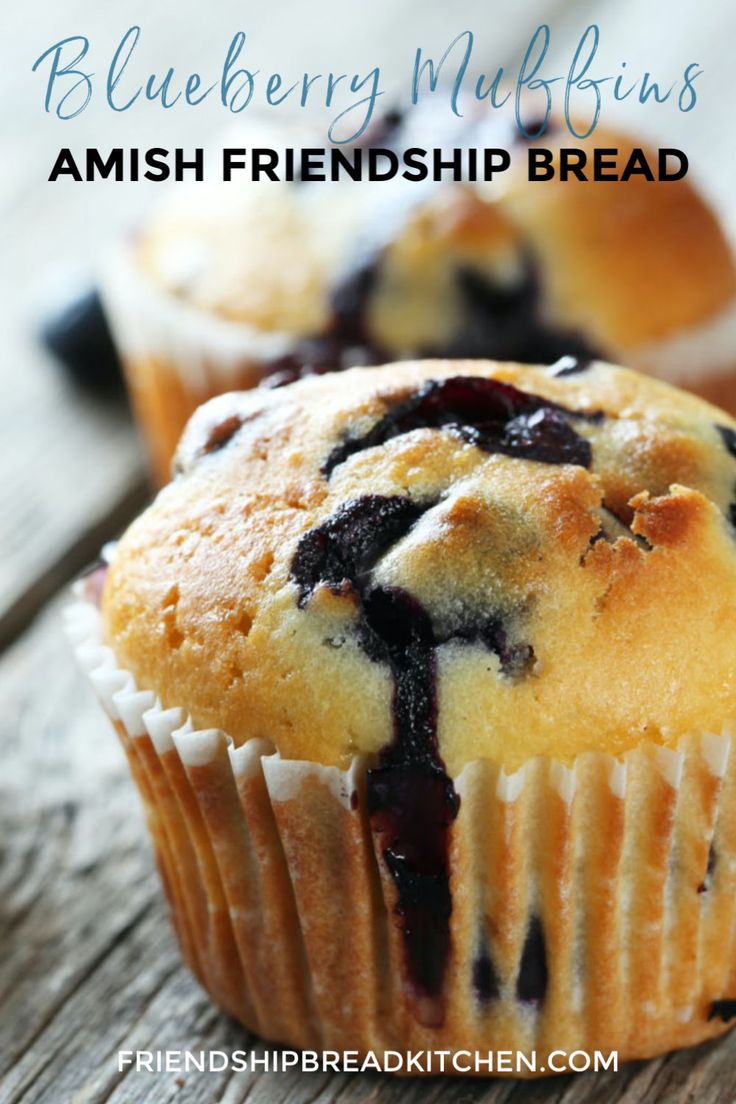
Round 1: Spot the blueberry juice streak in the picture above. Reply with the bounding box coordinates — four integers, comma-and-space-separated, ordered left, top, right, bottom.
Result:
361, 586, 459, 1025
291, 379, 595, 1023
291, 496, 459, 1025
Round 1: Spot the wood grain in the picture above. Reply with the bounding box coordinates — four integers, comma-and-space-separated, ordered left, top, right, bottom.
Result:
1, 599, 735, 1103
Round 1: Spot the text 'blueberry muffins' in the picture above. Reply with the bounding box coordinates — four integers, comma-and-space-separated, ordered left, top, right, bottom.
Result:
69, 358, 736, 1073
102, 110, 736, 483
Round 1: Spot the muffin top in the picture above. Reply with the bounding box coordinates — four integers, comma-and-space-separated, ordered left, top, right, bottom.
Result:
103, 358, 736, 775
133, 113, 736, 375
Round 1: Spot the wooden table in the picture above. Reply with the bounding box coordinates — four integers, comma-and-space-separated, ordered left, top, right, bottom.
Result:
4, 1, 736, 1100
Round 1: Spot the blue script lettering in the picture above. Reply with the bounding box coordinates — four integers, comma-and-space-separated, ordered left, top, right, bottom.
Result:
32, 35, 93, 119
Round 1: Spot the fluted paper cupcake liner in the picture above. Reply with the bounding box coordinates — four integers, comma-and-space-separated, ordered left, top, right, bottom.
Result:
66, 589, 736, 1072
100, 246, 294, 483
627, 297, 736, 417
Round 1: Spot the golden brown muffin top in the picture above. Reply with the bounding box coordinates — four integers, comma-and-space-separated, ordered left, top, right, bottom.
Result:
499, 128, 736, 351
103, 359, 736, 774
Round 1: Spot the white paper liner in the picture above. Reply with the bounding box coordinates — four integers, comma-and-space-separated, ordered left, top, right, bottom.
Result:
101, 245, 295, 387
627, 296, 736, 385
65, 590, 736, 1071
100, 244, 298, 482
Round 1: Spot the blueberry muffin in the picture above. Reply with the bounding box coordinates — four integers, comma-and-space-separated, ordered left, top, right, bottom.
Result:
69, 357, 736, 1072
101, 113, 736, 483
